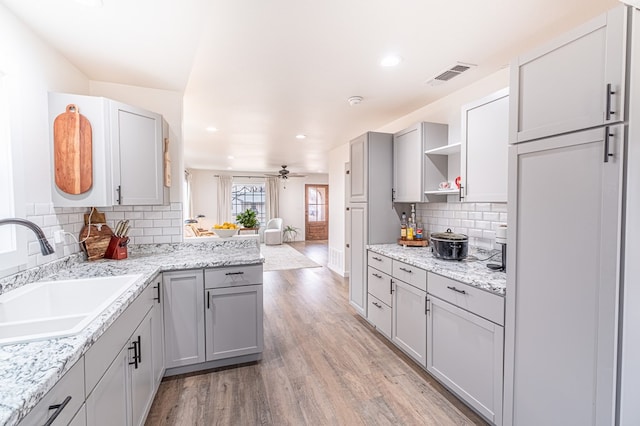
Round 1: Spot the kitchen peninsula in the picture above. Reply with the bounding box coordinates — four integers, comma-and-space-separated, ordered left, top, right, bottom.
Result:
0, 238, 263, 426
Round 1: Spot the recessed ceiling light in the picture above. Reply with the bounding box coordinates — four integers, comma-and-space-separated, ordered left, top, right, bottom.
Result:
348, 96, 363, 106
206, 126, 218, 132
296, 134, 306, 140
380, 55, 401, 67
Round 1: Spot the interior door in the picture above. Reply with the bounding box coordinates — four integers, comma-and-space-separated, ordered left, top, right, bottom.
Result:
305, 184, 329, 240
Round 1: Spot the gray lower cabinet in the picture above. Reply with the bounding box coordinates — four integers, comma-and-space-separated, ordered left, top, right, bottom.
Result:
68, 405, 86, 426
204, 264, 264, 362
20, 358, 85, 426
163, 270, 205, 368
392, 278, 427, 367
130, 312, 154, 426
150, 278, 165, 388
85, 340, 129, 426
427, 272, 504, 425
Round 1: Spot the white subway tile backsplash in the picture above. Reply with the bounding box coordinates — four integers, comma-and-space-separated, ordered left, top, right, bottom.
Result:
43, 215, 58, 227
163, 211, 181, 219
476, 220, 491, 230
153, 219, 171, 228
144, 211, 164, 220
483, 212, 500, 221
113, 205, 134, 212
135, 219, 154, 228
152, 205, 171, 211
136, 236, 155, 244
153, 236, 172, 244
144, 228, 163, 236
163, 228, 181, 236
417, 202, 507, 250
35, 203, 51, 215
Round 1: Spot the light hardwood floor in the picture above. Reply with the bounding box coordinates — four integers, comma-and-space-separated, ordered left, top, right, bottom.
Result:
146, 241, 486, 425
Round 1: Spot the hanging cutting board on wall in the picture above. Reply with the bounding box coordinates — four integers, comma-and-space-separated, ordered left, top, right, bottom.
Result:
53, 104, 93, 194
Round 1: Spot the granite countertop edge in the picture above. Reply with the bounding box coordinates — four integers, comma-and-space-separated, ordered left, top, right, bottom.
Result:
366, 243, 506, 297
0, 240, 263, 426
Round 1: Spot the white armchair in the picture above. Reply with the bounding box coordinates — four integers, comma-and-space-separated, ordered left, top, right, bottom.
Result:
264, 218, 284, 245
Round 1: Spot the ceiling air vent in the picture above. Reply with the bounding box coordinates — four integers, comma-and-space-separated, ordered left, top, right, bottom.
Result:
425, 62, 476, 86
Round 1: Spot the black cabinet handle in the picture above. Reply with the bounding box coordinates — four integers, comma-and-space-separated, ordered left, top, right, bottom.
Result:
225, 271, 244, 276
390, 279, 394, 294
44, 396, 72, 426
128, 339, 139, 369
372, 256, 382, 262
399, 267, 412, 273
606, 83, 615, 121
372, 273, 382, 279
136, 335, 142, 364
447, 285, 467, 295
372, 301, 382, 308
207, 290, 211, 309
153, 283, 161, 303
604, 127, 614, 163
425, 297, 430, 314
116, 185, 122, 205
459, 185, 464, 201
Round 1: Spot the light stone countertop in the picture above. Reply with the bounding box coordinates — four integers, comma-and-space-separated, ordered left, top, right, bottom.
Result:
0, 238, 263, 426
367, 244, 506, 296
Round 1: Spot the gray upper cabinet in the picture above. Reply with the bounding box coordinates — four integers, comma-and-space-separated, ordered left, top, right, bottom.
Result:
349, 133, 368, 202
461, 88, 509, 203
393, 122, 448, 203
111, 101, 166, 206
49, 92, 167, 207
509, 5, 628, 143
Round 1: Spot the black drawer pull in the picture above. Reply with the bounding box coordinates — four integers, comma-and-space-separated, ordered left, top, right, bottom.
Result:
128, 339, 139, 369
447, 285, 467, 295
45, 396, 72, 426
153, 283, 161, 303
606, 83, 615, 120
372, 273, 382, 279
372, 256, 382, 261
225, 271, 244, 276
399, 267, 412, 273
372, 301, 382, 308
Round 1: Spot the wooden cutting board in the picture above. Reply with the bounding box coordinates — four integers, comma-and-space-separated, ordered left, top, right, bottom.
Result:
54, 104, 93, 194
80, 223, 113, 261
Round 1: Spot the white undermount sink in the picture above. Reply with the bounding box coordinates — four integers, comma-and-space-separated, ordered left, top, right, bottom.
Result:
0, 274, 143, 346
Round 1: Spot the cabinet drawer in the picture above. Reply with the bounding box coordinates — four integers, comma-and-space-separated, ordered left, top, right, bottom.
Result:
21, 358, 85, 426
368, 251, 392, 275
367, 267, 392, 306
205, 264, 263, 288
367, 294, 391, 338
427, 272, 504, 325
392, 260, 427, 292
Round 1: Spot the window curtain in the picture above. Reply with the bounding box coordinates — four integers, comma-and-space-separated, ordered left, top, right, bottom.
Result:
266, 177, 279, 220
217, 175, 233, 224
184, 170, 193, 220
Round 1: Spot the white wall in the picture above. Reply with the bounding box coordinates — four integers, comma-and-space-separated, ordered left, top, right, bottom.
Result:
327, 143, 349, 276
0, 5, 91, 277
189, 170, 328, 241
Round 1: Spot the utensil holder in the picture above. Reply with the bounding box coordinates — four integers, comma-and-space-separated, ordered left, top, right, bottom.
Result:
105, 236, 129, 260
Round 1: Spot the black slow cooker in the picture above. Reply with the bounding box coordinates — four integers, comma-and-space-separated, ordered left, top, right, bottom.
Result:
430, 228, 468, 260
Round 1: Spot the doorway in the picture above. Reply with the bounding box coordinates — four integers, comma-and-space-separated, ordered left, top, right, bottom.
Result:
305, 184, 329, 240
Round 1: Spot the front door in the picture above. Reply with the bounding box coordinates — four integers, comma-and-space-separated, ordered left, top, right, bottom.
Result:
305, 184, 328, 240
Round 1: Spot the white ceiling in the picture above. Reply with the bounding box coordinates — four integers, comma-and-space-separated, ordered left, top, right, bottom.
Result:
2, 0, 619, 174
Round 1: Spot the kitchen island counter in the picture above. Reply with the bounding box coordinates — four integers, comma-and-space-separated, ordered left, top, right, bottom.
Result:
0, 238, 262, 426
367, 244, 506, 296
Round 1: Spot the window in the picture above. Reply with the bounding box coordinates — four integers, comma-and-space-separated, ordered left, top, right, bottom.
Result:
231, 183, 265, 226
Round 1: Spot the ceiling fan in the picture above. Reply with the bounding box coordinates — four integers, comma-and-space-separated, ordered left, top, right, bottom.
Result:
265, 165, 306, 180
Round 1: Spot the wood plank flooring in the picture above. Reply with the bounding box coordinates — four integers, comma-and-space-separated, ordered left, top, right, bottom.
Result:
146, 241, 486, 425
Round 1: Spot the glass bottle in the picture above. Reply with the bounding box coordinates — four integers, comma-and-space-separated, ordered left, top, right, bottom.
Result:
400, 212, 407, 240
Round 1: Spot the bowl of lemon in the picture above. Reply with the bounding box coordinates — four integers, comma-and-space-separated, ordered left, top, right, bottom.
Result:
212, 223, 239, 238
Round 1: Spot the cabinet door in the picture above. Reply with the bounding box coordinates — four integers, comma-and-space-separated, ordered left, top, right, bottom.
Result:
393, 124, 423, 202
205, 284, 264, 361
163, 270, 205, 368
504, 126, 623, 425
392, 279, 427, 367
427, 296, 504, 425
461, 88, 509, 202
510, 6, 627, 143
348, 204, 367, 316
349, 133, 367, 202
86, 344, 130, 426
130, 312, 154, 426
68, 404, 86, 426
111, 101, 164, 205
150, 279, 165, 387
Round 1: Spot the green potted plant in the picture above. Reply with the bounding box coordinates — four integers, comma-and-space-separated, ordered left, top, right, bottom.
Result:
282, 225, 299, 242
236, 208, 259, 229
